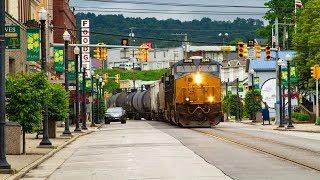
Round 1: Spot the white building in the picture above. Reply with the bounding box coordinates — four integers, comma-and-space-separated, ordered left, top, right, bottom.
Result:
106, 45, 236, 70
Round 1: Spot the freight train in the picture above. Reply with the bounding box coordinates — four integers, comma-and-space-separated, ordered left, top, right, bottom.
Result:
108, 56, 223, 127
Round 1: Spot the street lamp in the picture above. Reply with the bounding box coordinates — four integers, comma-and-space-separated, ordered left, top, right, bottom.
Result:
74, 46, 81, 132
38, 8, 52, 147
81, 67, 87, 130
277, 58, 284, 127
286, 54, 294, 128
129, 28, 136, 90
250, 69, 256, 122
95, 74, 100, 124
91, 70, 96, 127
0, 0, 11, 171
219, 32, 229, 45
99, 77, 103, 123
62, 30, 72, 136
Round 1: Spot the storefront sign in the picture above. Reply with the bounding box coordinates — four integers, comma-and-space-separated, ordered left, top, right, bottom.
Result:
5, 26, 20, 49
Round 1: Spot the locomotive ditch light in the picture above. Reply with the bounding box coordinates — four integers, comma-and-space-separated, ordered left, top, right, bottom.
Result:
194, 72, 202, 85
208, 96, 214, 103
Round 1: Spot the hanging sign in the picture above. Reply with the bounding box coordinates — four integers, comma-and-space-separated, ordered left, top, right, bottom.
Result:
26, 29, 40, 61
5, 26, 20, 49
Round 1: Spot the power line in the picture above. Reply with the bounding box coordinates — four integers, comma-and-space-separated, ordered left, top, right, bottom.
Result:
74, 9, 266, 15
83, 0, 268, 9
74, 6, 265, 14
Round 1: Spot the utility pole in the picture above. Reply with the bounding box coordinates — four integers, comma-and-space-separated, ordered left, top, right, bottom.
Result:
283, 19, 287, 50
172, 33, 188, 60
129, 27, 136, 90
275, 17, 281, 125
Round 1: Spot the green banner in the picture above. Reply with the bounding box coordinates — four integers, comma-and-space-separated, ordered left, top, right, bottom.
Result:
26, 29, 40, 61
253, 77, 260, 90
238, 81, 244, 92
227, 86, 232, 95
68, 60, 76, 81
281, 67, 297, 87
54, 47, 64, 72
5, 26, 20, 49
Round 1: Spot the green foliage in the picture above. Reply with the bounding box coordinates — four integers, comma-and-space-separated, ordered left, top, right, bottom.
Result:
6, 72, 50, 133
257, 0, 309, 45
244, 90, 262, 118
95, 68, 169, 92
293, 0, 320, 87
223, 95, 243, 117
94, 99, 106, 120
316, 117, 320, 125
76, 13, 264, 47
48, 84, 69, 121
292, 112, 310, 121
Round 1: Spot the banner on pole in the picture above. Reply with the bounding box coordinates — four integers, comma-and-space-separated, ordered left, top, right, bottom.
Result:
26, 29, 40, 61
238, 81, 244, 92
254, 77, 260, 90
54, 47, 64, 72
68, 60, 76, 81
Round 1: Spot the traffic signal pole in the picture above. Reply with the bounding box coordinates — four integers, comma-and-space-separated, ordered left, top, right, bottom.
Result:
317, 79, 319, 119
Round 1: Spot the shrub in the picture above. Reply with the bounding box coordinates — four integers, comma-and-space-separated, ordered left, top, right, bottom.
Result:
223, 95, 243, 118
292, 112, 310, 121
244, 90, 262, 120
316, 117, 320, 125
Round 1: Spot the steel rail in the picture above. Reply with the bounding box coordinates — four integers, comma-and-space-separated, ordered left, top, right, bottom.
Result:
192, 128, 320, 172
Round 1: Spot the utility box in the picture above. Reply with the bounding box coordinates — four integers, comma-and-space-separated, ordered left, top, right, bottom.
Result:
5, 121, 23, 155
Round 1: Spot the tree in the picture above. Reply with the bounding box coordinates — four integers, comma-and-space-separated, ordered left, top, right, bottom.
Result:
6, 72, 50, 154
223, 95, 243, 118
48, 84, 69, 121
257, 0, 309, 46
244, 90, 262, 120
293, 0, 320, 88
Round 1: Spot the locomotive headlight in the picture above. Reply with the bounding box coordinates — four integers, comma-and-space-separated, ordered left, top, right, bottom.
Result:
194, 72, 202, 85
185, 97, 190, 102
208, 96, 214, 103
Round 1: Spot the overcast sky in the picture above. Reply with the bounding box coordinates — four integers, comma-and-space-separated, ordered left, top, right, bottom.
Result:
70, 0, 269, 22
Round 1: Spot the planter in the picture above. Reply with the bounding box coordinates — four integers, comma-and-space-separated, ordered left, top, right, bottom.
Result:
48, 120, 57, 138
5, 121, 23, 155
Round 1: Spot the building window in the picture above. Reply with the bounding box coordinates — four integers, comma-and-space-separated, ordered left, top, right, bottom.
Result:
9, 58, 15, 74
163, 52, 166, 58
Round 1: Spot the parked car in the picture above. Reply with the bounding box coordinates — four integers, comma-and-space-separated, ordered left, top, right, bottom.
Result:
105, 107, 126, 124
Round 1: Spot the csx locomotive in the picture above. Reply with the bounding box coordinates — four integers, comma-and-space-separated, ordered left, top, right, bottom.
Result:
108, 56, 223, 127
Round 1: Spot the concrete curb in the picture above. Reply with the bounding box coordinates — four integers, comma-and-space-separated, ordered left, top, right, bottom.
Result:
5, 126, 101, 180
240, 121, 320, 133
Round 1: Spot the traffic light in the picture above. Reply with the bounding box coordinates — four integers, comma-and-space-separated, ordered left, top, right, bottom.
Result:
101, 47, 108, 61
237, 42, 248, 58
311, 65, 320, 79
93, 47, 102, 60
103, 73, 109, 84
265, 46, 271, 60
137, 44, 150, 62
254, 44, 261, 59
115, 74, 120, 84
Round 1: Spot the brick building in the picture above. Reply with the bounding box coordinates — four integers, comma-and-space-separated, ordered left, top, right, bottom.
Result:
53, 0, 77, 59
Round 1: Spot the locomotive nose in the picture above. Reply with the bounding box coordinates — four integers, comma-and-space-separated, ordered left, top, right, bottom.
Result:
196, 111, 205, 120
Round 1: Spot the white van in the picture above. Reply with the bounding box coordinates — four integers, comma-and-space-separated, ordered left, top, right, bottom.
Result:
119, 63, 133, 70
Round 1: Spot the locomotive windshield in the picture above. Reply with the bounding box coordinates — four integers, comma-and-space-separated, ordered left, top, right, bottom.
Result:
176, 65, 218, 73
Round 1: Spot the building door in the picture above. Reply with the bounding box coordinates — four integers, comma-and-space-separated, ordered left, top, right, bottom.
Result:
9, 58, 15, 74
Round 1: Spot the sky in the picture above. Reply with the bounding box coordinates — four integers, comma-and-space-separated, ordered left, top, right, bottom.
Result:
70, 0, 269, 22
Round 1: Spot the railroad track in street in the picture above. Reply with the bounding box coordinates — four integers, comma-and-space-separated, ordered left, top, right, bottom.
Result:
192, 128, 320, 172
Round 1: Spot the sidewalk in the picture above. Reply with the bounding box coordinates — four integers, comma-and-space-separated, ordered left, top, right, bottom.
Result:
21, 121, 232, 180
240, 119, 320, 133
1, 123, 101, 180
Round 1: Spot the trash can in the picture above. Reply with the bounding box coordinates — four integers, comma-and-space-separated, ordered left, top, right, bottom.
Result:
261, 108, 270, 125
